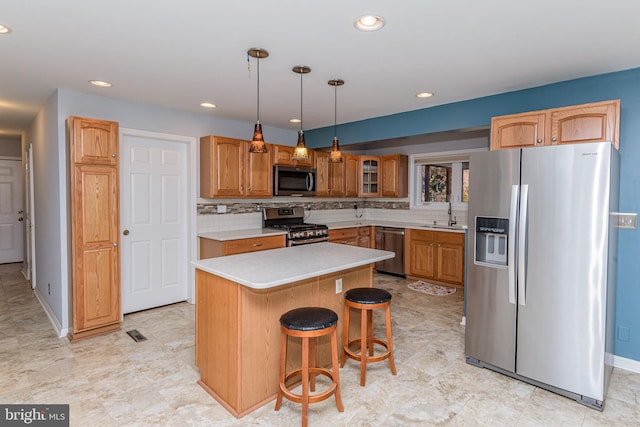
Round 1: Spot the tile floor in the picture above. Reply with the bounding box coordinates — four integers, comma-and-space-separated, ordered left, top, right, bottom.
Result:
1, 262, 639, 426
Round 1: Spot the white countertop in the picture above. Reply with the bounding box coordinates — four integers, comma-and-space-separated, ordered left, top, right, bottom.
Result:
191, 242, 394, 289
198, 228, 286, 241
324, 220, 467, 233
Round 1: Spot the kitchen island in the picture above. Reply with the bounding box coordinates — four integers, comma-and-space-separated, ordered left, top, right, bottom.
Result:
192, 242, 394, 418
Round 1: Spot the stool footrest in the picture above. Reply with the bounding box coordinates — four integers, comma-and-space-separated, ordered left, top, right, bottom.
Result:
344, 338, 392, 363
280, 368, 339, 404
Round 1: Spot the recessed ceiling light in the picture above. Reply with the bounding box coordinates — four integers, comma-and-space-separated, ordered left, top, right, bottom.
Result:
200, 102, 216, 108
0, 24, 12, 34
354, 15, 385, 32
89, 80, 112, 88
289, 118, 301, 124
416, 92, 434, 98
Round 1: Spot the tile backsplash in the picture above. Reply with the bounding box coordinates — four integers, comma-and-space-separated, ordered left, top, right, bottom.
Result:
197, 197, 467, 233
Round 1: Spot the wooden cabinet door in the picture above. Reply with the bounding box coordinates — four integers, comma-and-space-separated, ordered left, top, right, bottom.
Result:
314, 151, 331, 197
550, 100, 620, 149
246, 143, 272, 197
200, 136, 245, 197
272, 144, 314, 167
409, 230, 435, 278
359, 156, 380, 197
344, 155, 359, 197
490, 112, 547, 150
434, 232, 465, 285
329, 157, 346, 197
72, 164, 120, 332
381, 154, 408, 197
70, 116, 118, 165
273, 144, 295, 166
435, 243, 463, 284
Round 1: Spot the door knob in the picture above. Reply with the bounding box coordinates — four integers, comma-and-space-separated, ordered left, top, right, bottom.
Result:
123, 229, 130, 235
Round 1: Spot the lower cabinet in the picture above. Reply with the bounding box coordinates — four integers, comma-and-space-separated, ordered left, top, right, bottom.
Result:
328, 228, 358, 246
407, 229, 465, 286
329, 226, 373, 248
199, 235, 286, 259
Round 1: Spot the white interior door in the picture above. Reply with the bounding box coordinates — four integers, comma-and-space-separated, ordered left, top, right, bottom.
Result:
0, 159, 24, 264
121, 132, 188, 314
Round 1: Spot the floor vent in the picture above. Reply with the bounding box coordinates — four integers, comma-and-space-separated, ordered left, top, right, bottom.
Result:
126, 329, 147, 342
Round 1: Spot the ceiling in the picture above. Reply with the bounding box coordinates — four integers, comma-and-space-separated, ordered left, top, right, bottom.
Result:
2, 0, 640, 141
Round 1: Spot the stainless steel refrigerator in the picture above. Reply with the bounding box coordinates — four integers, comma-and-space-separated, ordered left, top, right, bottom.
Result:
465, 141, 619, 410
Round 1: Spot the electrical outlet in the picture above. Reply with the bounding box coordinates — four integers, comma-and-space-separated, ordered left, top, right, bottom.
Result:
216, 204, 227, 214
335, 278, 342, 294
615, 213, 637, 229
338, 202, 343, 209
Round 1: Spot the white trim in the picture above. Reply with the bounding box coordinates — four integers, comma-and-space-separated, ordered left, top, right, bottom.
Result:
119, 128, 198, 308
613, 355, 640, 373
34, 286, 68, 338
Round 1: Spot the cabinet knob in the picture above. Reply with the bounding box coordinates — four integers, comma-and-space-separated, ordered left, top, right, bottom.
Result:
253, 243, 263, 247
113, 242, 118, 247
111, 153, 117, 158
536, 138, 543, 143
551, 137, 557, 142
429, 243, 433, 247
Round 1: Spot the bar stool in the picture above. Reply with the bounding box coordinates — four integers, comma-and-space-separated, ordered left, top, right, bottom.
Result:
275, 307, 344, 427
341, 287, 396, 386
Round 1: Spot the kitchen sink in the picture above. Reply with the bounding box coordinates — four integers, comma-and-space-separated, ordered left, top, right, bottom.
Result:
423, 224, 466, 230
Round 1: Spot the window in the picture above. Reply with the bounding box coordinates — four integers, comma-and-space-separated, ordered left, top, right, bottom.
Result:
417, 161, 468, 204
410, 150, 479, 208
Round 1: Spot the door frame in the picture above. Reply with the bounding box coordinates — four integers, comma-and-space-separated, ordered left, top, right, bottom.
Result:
24, 144, 36, 288
119, 128, 198, 306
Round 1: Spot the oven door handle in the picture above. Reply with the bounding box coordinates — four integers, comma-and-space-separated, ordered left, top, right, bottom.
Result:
289, 236, 328, 246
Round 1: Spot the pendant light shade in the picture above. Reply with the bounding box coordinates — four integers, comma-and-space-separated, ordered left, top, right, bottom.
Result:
328, 79, 344, 163
248, 48, 269, 154
291, 65, 311, 161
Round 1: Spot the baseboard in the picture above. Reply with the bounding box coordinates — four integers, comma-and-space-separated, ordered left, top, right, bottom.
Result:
613, 355, 640, 373
33, 288, 68, 338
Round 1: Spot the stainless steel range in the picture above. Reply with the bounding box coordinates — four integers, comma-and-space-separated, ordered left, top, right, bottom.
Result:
263, 207, 329, 246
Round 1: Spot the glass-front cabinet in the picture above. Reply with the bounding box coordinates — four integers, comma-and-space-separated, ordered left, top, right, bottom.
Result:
359, 156, 380, 197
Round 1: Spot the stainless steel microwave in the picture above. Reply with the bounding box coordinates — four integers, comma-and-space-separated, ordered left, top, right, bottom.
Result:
273, 165, 316, 196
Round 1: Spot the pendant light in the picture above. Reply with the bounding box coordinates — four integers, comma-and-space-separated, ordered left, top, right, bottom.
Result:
248, 48, 269, 153
328, 79, 344, 163
291, 65, 311, 161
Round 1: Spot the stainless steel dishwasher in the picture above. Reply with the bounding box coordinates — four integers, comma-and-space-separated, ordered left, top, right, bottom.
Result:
375, 227, 405, 276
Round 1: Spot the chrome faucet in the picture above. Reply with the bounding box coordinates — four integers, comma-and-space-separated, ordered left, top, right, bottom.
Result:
448, 202, 457, 227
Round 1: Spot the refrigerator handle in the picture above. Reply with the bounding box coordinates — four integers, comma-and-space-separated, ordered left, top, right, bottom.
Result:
518, 184, 529, 306
508, 185, 519, 305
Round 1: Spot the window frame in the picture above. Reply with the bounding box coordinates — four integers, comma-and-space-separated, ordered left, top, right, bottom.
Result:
408, 148, 486, 211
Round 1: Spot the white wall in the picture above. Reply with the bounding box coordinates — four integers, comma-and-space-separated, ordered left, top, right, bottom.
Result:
31, 88, 298, 335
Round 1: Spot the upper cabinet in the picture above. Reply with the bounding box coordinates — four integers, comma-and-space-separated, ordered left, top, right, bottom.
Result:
200, 135, 272, 198
344, 154, 359, 197
358, 155, 408, 198
491, 100, 620, 150
272, 144, 314, 167
315, 152, 347, 197
71, 117, 118, 165
359, 156, 380, 197
381, 154, 408, 198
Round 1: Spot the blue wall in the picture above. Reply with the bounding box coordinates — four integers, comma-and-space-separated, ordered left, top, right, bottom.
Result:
308, 67, 640, 362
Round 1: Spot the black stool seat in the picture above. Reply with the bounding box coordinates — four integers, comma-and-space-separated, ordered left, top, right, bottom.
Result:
280, 307, 338, 331
344, 287, 392, 305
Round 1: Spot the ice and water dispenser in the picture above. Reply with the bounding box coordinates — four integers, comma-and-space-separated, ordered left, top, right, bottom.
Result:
474, 217, 509, 267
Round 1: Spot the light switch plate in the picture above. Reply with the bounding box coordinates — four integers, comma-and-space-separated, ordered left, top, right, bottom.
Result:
614, 213, 637, 229
217, 204, 227, 214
